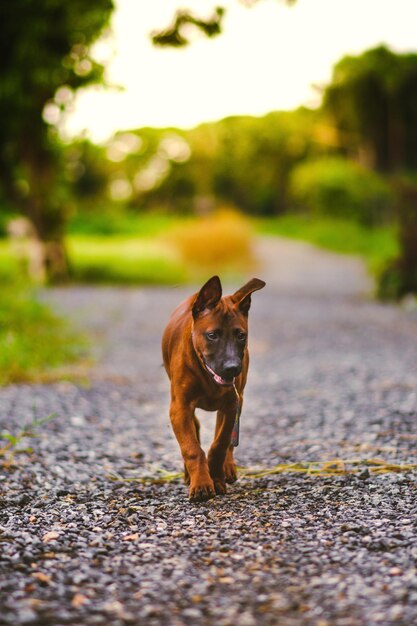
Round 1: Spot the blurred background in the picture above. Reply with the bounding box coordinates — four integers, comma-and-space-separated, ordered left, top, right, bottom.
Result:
1, 0, 417, 382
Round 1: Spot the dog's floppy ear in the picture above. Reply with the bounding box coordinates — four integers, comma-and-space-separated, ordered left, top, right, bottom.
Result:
192, 275, 222, 318
232, 278, 265, 315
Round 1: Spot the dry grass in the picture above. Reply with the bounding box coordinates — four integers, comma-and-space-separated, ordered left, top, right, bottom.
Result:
168, 210, 256, 278
238, 458, 417, 478
107, 458, 417, 485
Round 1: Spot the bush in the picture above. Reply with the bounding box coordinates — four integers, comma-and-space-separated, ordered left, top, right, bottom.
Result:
0, 206, 17, 237
168, 210, 255, 277
289, 157, 393, 226
377, 178, 417, 300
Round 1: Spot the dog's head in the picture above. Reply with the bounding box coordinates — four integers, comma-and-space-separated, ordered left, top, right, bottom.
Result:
191, 275, 265, 386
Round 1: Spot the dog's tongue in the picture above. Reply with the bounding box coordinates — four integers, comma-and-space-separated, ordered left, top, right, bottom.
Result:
213, 372, 228, 385
205, 363, 233, 386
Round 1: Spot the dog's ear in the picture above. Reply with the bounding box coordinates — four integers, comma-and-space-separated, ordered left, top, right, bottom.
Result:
232, 278, 265, 316
192, 275, 222, 318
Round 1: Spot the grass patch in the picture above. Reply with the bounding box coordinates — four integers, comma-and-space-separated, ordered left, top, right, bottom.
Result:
68, 212, 189, 237
68, 235, 187, 285
256, 214, 398, 274
1, 212, 397, 286
0, 212, 255, 286
69, 211, 256, 285
0, 286, 87, 385
0, 240, 23, 283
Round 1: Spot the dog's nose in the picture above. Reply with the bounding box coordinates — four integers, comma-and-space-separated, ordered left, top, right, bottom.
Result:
222, 361, 241, 379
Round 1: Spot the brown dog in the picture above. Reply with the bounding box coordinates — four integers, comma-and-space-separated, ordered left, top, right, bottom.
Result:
162, 275, 265, 502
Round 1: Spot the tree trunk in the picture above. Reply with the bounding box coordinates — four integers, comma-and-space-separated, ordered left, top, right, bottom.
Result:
19, 137, 70, 283
27, 236, 69, 283
397, 181, 417, 294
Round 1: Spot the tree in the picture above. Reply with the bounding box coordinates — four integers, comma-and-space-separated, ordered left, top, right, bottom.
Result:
0, 0, 295, 282
0, 0, 114, 282
322, 46, 417, 173
151, 1, 296, 47
323, 46, 417, 298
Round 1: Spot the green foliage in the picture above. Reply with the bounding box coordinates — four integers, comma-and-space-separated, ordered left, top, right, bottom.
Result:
1, 1, 113, 98
150, 1, 297, 47
1, 0, 114, 177
0, 286, 86, 384
67, 212, 255, 284
211, 109, 325, 215
322, 46, 417, 298
0, 214, 256, 285
0, 0, 114, 281
68, 212, 184, 237
377, 177, 417, 299
289, 157, 393, 226
62, 96, 411, 231
0, 240, 25, 282
152, 7, 224, 47
2, 16, 416, 297
110, 108, 329, 217
68, 235, 187, 285
323, 46, 417, 172
0, 207, 16, 237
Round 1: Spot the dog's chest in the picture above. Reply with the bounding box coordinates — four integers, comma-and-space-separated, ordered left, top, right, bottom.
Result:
196, 395, 228, 412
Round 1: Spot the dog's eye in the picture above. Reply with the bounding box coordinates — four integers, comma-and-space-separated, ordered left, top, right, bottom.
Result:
237, 331, 247, 342
206, 331, 218, 341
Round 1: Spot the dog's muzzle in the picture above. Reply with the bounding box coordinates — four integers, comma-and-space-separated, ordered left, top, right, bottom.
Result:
204, 361, 236, 386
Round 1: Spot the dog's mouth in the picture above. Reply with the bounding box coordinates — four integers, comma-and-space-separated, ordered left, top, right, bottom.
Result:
203, 362, 235, 387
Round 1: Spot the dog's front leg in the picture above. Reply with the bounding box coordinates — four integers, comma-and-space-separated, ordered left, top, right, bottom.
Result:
169, 399, 215, 502
223, 444, 238, 484
208, 401, 236, 495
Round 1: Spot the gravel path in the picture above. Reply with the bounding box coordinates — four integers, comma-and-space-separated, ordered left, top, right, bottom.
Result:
1, 237, 417, 626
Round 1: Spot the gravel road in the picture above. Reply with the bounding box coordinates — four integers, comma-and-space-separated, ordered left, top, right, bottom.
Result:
1, 237, 417, 626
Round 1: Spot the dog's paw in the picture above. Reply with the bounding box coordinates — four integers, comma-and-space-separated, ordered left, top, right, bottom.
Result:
223, 461, 238, 483
189, 480, 215, 503
213, 479, 227, 495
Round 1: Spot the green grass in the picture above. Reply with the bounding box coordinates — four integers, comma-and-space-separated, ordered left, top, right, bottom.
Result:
0, 286, 87, 385
0, 235, 188, 285
256, 214, 398, 274
68, 212, 189, 237
67, 235, 188, 285
0, 240, 22, 282
67, 211, 255, 284
0, 213, 399, 287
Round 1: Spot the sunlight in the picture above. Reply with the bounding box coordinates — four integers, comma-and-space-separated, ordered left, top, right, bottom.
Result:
63, 0, 417, 142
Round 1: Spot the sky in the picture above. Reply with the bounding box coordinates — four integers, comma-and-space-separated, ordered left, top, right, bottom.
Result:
63, 0, 417, 143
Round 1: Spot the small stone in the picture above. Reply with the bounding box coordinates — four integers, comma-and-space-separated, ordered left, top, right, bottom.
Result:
389, 567, 403, 576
